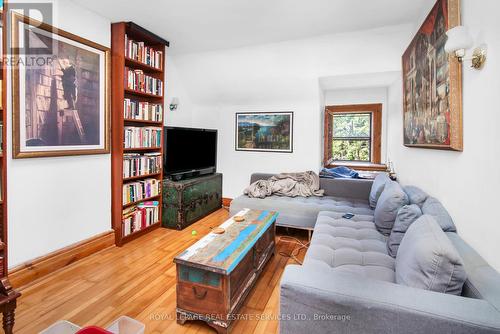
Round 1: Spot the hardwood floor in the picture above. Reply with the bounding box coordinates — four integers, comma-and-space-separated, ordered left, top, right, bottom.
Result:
15, 209, 306, 334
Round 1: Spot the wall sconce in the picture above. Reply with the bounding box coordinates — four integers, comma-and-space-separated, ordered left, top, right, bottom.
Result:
169, 97, 179, 111
445, 25, 487, 70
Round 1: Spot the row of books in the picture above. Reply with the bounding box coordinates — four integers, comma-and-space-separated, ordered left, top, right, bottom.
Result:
124, 34, 163, 70
123, 98, 163, 122
125, 67, 163, 96
123, 178, 161, 205
124, 126, 162, 149
122, 201, 159, 237
123, 153, 162, 178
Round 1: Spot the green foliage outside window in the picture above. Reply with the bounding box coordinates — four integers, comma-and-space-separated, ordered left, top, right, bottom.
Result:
332, 113, 371, 162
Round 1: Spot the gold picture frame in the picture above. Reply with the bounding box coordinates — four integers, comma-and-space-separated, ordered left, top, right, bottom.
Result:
402, 0, 463, 151
11, 12, 110, 158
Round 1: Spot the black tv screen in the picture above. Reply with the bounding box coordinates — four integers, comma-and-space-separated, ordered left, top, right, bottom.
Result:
164, 127, 217, 177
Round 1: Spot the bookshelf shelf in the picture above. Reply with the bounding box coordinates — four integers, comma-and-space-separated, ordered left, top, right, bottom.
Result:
125, 57, 163, 73
123, 147, 161, 152
124, 118, 163, 125
123, 172, 162, 182
122, 194, 161, 209
124, 88, 163, 99
111, 22, 169, 246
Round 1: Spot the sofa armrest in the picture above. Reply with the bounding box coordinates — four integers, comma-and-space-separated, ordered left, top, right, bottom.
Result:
250, 173, 276, 184
280, 263, 500, 334
249, 173, 373, 200
319, 177, 372, 200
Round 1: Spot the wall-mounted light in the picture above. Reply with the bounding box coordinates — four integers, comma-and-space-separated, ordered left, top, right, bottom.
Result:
169, 97, 179, 111
445, 25, 487, 70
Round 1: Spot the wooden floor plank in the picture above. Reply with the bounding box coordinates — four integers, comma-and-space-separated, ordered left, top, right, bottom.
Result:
15, 209, 306, 334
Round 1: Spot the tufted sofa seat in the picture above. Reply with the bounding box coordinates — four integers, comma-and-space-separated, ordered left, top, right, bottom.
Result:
230, 173, 374, 230
303, 211, 395, 282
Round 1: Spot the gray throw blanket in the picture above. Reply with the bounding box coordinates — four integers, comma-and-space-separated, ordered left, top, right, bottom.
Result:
244, 171, 324, 198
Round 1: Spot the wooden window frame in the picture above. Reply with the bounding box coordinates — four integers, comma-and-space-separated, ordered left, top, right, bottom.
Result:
324, 104, 382, 168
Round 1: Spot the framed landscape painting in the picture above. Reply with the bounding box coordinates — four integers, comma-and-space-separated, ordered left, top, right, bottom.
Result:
11, 13, 110, 158
402, 0, 463, 151
235, 112, 293, 153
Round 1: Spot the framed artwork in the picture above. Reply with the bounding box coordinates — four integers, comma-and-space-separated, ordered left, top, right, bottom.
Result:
11, 12, 110, 158
402, 0, 462, 151
235, 112, 293, 153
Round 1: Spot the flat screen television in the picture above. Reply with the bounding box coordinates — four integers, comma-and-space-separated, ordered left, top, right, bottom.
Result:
164, 127, 217, 180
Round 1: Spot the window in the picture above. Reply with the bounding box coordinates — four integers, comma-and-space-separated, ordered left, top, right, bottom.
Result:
324, 104, 382, 166
332, 113, 372, 162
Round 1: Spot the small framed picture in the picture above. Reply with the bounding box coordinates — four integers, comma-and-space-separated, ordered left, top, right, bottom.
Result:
11, 12, 110, 158
235, 112, 293, 153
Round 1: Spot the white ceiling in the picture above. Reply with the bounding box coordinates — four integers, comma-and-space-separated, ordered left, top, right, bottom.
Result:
319, 71, 402, 91
72, 0, 434, 54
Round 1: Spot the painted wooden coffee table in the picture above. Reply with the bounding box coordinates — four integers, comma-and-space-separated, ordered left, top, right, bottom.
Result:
174, 209, 278, 333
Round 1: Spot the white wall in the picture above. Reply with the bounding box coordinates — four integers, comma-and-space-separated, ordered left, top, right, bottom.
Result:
7, 0, 112, 268
168, 25, 413, 198
324, 87, 388, 162
387, 0, 500, 271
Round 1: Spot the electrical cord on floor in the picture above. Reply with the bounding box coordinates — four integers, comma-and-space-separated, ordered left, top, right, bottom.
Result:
277, 236, 310, 265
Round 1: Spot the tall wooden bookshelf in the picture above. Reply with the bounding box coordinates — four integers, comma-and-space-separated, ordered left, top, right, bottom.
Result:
111, 22, 169, 246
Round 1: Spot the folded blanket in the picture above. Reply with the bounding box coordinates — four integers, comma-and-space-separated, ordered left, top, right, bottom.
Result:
244, 171, 324, 198
320, 166, 359, 179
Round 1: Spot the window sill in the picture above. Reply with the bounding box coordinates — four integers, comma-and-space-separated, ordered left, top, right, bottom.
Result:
325, 161, 387, 172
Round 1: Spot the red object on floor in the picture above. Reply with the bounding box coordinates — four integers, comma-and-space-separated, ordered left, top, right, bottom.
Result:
76, 326, 112, 334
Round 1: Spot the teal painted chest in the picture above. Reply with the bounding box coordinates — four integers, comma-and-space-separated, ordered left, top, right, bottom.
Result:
162, 173, 223, 230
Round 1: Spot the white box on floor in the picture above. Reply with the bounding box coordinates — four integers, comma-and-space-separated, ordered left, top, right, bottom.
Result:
106, 316, 145, 334
39, 320, 81, 334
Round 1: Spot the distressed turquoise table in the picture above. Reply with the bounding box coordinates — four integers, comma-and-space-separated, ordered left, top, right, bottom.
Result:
174, 209, 278, 333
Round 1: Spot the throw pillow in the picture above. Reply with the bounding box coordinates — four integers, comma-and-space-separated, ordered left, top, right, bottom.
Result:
369, 173, 390, 208
387, 204, 422, 257
395, 215, 466, 295
403, 185, 428, 207
421, 197, 457, 232
374, 181, 409, 235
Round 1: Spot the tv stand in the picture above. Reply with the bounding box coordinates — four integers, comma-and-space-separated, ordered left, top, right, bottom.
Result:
162, 173, 222, 230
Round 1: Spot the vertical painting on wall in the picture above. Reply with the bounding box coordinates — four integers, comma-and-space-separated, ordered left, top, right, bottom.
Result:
11, 13, 110, 158
402, 0, 462, 151
235, 112, 293, 153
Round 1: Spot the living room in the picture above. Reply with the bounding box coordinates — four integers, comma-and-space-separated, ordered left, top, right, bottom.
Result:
0, 0, 499, 333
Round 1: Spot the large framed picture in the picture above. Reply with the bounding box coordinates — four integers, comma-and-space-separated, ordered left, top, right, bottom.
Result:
402, 0, 462, 151
11, 12, 110, 158
235, 112, 293, 153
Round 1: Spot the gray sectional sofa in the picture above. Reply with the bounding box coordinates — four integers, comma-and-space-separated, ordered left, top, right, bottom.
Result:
230, 173, 500, 333
230, 173, 374, 231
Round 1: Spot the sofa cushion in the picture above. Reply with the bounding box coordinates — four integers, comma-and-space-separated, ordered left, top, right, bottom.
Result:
230, 194, 373, 230
421, 197, 457, 232
395, 215, 466, 295
317, 211, 375, 224
369, 173, 390, 208
304, 213, 394, 282
387, 204, 422, 257
403, 185, 428, 207
374, 181, 409, 236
